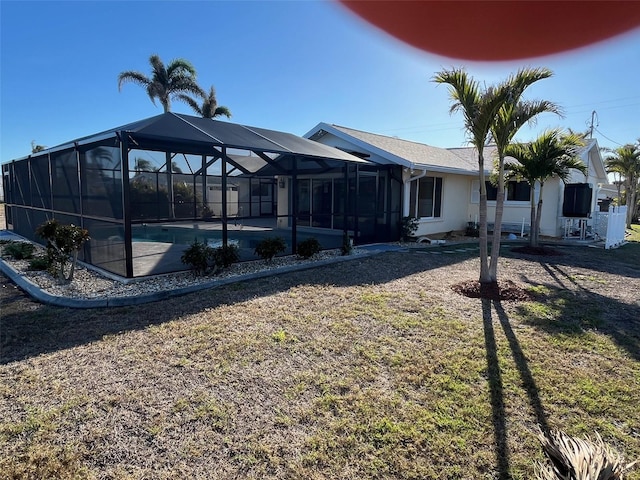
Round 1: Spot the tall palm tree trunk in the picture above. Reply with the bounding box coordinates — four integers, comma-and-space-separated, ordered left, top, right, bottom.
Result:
489, 189, 505, 282
534, 183, 545, 247
528, 191, 537, 248
489, 160, 507, 282
478, 156, 491, 282
626, 186, 637, 228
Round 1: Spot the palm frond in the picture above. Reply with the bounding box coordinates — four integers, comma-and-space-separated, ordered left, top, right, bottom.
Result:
175, 94, 203, 116
214, 106, 232, 119
536, 428, 637, 480
166, 58, 197, 79
117, 71, 150, 91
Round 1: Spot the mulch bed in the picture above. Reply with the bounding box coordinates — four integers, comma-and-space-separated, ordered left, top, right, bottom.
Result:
451, 279, 533, 301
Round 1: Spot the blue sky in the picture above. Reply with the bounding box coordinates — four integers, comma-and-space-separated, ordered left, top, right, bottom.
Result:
1, 0, 639, 163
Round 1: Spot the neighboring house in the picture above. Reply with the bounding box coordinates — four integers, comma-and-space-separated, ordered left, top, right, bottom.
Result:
304, 122, 615, 240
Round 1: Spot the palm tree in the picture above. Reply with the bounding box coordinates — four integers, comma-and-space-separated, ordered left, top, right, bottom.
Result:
433, 69, 510, 283
176, 85, 231, 216
133, 158, 154, 172
118, 54, 204, 218
434, 68, 555, 284
177, 86, 231, 119
488, 68, 559, 275
117, 54, 203, 113
505, 130, 587, 247
605, 143, 640, 228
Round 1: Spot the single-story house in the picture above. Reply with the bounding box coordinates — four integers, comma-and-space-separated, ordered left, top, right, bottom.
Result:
302, 122, 617, 240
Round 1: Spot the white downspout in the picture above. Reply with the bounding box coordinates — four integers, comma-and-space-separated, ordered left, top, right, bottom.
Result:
403, 166, 427, 217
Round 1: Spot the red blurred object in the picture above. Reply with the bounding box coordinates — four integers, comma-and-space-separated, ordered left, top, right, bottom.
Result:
339, 1, 640, 60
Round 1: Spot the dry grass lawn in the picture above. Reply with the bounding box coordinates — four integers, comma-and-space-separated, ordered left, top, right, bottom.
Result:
1, 221, 639, 479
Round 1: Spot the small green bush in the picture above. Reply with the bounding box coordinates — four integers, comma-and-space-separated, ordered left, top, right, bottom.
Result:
297, 238, 321, 259
28, 255, 51, 271
255, 237, 286, 262
399, 216, 419, 241
341, 233, 353, 256
181, 240, 211, 276
212, 244, 240, 269
3, 241, 36, 260
181, 241, 240, 276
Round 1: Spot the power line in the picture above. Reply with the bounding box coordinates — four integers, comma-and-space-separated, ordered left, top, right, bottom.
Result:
594, 127, 625, 147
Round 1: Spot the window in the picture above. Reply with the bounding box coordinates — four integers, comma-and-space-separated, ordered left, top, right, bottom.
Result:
409, 176, 442, 218
485, 180, 530, 201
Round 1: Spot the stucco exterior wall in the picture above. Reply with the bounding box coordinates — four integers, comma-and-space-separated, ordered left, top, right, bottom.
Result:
407, 172, 471, 237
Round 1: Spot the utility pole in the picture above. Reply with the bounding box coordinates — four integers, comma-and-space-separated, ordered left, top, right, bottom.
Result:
588, 110, 598, 138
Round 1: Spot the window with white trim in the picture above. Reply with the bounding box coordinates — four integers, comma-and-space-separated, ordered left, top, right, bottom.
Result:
471, 180, 531, 202
409, 176, 442, 218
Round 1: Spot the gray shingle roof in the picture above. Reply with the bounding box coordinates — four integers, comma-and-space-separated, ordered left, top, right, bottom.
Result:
328, 124, 481, 173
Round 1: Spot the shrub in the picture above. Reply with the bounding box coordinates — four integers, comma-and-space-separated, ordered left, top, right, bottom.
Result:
181, 241, 239, 276
3, 241, 35, 260
28, 255, 51, 271
297, 237, 321, 259
181, 240, 212, 276
255, 237, 286, 262
212, 243, 240, 269
36, 220, 90, 283
399, 216, 419, 241
341, 232, 353, 256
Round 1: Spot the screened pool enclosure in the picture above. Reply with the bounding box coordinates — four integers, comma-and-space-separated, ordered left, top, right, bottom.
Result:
2, 113, 402, 278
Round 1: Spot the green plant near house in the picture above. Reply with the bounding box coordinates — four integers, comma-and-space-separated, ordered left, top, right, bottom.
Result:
297, 238, 321, 259
341, 232, 353, 256
35, 220, 90, 283
399, 216, 419, 241
2, 241, 36, 260
254, 237, 286, 262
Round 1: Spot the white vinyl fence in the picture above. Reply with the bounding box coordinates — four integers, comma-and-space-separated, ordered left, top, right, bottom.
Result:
595, 205, 628, 249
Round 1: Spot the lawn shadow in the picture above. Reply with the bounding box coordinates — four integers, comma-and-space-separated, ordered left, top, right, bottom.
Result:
482, 298, 550, 480
518, 262, 640, 362
482, 298, 510, 480
1, 249, 476, 364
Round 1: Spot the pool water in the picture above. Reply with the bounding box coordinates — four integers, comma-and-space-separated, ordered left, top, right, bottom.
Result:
132, 225, 267, 249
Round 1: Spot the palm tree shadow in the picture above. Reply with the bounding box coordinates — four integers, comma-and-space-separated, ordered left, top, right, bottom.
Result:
482, 299, 550, 480
482, 298, 511, 480
493, 300, 549, 434
521, 263, 640, 362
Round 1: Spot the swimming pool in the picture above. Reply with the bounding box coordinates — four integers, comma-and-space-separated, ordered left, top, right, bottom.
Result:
132, 224, 269, 249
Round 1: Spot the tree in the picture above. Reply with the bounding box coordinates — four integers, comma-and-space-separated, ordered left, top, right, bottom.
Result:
177, 85, 232, 119
433, 69, 510, 283
504, 129, 587, 247
488, 68, 559, 275
605, 142, 640, 227
36, 220, 90, 283
117, 54, 203, 113
434, 67, 555, 284
118, 54, 204, 218
133, 158, 154, 172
